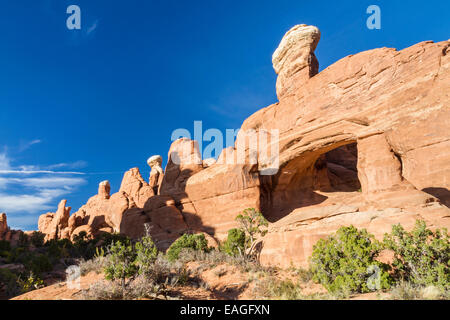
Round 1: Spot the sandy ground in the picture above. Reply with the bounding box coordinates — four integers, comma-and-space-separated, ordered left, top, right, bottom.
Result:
11, 272, 104, 300
11, 262, 391, 300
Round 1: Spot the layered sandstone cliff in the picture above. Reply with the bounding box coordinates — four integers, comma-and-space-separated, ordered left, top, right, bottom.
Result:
34, 24, 450, 267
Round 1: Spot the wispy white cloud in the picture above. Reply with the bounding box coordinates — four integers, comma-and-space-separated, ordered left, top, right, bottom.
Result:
0, 155, 87, 175
0, 152, 11, 170
0, 193, 56, 213
45, 160, 88, 170
0, 150, 87, 221
0, 176, 86, 190
0, 170, 85, 175
18, 139, 42, 152
0, 176, 86, 214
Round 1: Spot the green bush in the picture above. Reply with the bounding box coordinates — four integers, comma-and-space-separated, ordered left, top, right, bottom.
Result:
235, 208, 268, 260
0, 240, 11, 251
5, 247, 27, 264
30, 232, 45, 248
45, 238, 73, 262
104, 240, 137, 290
26, 254, 53, 275
167, 234, 209, 262
100, 233, 130, 248
17, 272, 45, 293
17, 232, 29, 248
0, 268, 20, 297
134, 236, 159, 275
383, 220, 449, 290
221, 228, 246, 257
0, 240, 11, 258
72, 231, 89, 244
310, 225, 392, 295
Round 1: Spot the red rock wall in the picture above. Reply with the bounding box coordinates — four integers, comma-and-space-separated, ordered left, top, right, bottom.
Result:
35, 25, 450, 268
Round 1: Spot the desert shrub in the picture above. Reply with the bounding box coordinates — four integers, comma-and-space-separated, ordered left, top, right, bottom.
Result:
149, 254, 189, 286
0, 240, 11, 252
72, 231, 89, 244
78, 255, 107, 276
235, 208, 268, 260
82, 279, 125, 300
389, 281, 422, 300
88, 253, 189, 300
54, 238, 73, 251
17, 232, 29, 248
257, 278, 304, 300
4, 246, 27, 264
0, 268, 20, 297
134, 236, 159, 276
25, 254, 53, 275
71, 232, 95, 259
0, 240, 11, 258
125, 274, 167, 299
99, 233, 130, 248
221, 228, 245, 257
178, 248, 231, 266
17, 272, 45, 293
30, 232, 45, 248
310, 225, 392, 295
167, 233, 209, 262
383, 220, 449, 290
389, 281, 449, 300
253, 276, 330, 300
293, 267, 313, 283
44, 238, 73, 262
104, 240, 137, 290
72, 239, 99, 261
83, 274, 167, 300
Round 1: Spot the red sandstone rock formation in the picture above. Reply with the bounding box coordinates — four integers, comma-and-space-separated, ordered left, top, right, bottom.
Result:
0, 213, 9, 241
38, 200, 71, 241
147, 155, 164, 194
272, 24, 320, 99
36, 24, 450, 268
0, 213, 7, 235
0, 213, 26, 245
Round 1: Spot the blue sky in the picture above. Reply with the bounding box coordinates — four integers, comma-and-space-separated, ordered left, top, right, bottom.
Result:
0, 0, 449, 230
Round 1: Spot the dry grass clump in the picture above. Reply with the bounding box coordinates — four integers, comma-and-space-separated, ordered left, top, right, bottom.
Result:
389, 281, 450, 300
81, 275, 166, 300
77, 256, 107, 276
252, 276, 331, 300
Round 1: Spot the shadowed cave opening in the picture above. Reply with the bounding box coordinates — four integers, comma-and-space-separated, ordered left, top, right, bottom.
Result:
261, 142, 361, 222
321, 143, 361, 192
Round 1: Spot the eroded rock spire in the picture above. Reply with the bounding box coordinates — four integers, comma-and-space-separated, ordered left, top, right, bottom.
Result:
272, 24, 320, 99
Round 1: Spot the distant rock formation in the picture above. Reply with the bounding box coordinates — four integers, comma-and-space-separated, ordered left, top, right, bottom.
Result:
36, 24, 450, 267
38, 200, 71, 241
0, 213, 8, 237
0, 213, 25, 245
